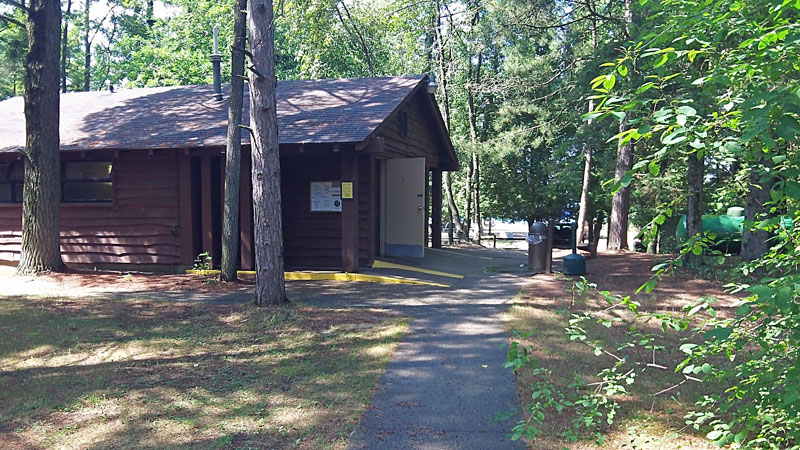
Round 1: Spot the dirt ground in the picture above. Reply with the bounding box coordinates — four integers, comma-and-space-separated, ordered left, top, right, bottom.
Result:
0, 265, 255, 298
508, 249, 744, 449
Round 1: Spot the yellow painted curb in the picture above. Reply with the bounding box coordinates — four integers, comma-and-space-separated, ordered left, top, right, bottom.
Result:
372, 259, 464, 279
286, 272, 449, 287
186, 269, 449, 288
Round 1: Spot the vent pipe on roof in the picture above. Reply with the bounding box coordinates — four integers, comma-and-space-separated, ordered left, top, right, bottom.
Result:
210, 27, 223, 101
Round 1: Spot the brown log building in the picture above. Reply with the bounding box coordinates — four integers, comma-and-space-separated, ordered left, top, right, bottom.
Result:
0, 75, 458, 272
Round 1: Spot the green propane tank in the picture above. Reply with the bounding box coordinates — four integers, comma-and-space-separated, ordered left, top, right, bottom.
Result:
676, 210, 744, 253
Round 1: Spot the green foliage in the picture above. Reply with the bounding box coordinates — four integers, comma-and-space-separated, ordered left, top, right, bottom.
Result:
506, 277, 681, 446
0, 10, 26, 99
193, 251, 212, 271
559, 0, 800, 446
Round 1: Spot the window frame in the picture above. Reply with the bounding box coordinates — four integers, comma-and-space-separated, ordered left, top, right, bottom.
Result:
0, 162, 24, 204
61, 160, 115, 204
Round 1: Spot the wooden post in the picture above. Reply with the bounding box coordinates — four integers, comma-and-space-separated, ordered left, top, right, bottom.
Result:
239, 153, 254, 270
366, 154, 376, 265
431, 169, 442, 249
200, 154, 214, 264
178, 153, 195, 265
341, 151, 359, 272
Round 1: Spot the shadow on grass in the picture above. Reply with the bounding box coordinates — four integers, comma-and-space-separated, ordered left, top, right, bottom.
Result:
0, 295, 405, 449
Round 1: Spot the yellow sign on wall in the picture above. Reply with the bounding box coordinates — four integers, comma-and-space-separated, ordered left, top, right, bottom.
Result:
341, 182, 354, 199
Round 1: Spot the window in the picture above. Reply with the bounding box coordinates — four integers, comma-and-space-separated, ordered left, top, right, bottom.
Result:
62, 161, 113, 203
0, 162, 23, 203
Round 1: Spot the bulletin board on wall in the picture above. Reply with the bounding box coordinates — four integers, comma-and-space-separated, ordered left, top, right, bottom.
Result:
309, 181, 342, 212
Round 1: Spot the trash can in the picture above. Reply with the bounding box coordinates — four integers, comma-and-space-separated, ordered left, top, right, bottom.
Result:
527, 221, 549, 274
563, 221, 586, 276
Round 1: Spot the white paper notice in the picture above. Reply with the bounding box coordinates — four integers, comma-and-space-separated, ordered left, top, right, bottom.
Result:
310, 181, 342, 212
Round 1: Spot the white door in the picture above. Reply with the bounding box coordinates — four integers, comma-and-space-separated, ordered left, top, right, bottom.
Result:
383, 158, 426, 258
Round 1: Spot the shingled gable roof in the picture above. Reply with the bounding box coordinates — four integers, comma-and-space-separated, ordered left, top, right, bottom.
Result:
0, 75, 457, 168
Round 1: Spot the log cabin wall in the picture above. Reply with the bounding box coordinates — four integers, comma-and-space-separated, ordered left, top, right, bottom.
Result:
0, 150, 182, 268
280, 152, 342, 269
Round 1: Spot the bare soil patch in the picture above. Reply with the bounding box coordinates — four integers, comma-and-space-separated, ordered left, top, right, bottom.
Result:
508, 250, 742, 449
0, 265, 254, 298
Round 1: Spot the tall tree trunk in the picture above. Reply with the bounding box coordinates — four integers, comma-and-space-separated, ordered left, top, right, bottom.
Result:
623, 0, 632, 38
464, 156, 473, 240
741, 161, 771, 262
444, 173, 460, 243
576, 9, 596, 244
434, 0, 461, 242
60, 0, 71, 93
608, 117, 633, 250
18, 0, 64, 275
588, 212, 603, 258
220, 0, 247, 282
686, 151, 704, 265
607, 0, 634, 250
473, 153, 482, 240
248, 0, 285, 305
82, 0, 90, 91
576, 99, 595, 244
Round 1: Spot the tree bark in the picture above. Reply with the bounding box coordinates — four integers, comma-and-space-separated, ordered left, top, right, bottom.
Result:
433, 0, 462, 243
248, 0, 285, 305
576, 100, 595, 244
60, 0, 71, 93
465, 49, 482, 242
463, 155, 473, 240
607, 0, 634, 250
588, 212, 603, 259
686, 150, 704, 266
220, 0, 247, 282
608, 117, 633, 250
741, 162, 771, 262
82, 0, 90, 91
444, 172, 461, 243
18, 0, 64, 275
473, 152, 482, 240
576, 143, 592, 244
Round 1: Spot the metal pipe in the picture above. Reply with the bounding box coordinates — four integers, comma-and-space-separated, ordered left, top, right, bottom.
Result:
210, 26, 223, 101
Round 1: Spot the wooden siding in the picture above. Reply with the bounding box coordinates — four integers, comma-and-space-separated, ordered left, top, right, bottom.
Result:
358, 155, 372, 266
280, 153, 342, 269
0, 151, 181, 266
377, 92, 443, 168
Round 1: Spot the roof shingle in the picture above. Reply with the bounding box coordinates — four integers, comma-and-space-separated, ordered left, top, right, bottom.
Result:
0, 75, 424, 153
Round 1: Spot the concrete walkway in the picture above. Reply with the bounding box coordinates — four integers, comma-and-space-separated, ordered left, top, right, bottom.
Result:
292, 247, 531, 450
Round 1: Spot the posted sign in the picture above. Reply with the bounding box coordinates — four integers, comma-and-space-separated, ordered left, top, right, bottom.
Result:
310, 181, 342, 212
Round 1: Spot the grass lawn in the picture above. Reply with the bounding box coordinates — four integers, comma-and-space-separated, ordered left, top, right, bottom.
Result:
0, 292, 406, 449
506, 251, 741, 449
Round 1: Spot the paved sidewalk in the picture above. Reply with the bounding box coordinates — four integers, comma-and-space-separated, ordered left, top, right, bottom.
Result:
292, 248, 531, 450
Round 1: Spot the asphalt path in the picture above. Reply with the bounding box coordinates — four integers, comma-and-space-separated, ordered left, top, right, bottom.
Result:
290, 247, 531, 450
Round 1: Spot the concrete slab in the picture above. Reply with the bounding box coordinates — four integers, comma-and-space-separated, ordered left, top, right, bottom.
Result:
292, 247, 532, 449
